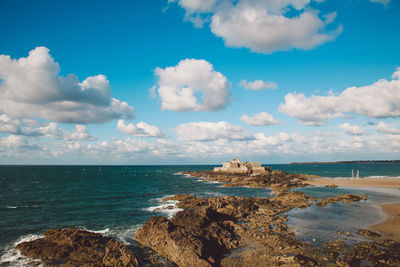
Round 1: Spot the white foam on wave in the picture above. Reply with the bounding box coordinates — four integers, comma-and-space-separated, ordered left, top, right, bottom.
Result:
364, 176, 400, 179
106, 225, 143, 245
5, 205, 38, 209
83, 228, 110, 234
204, 180, 222, 184
320, 176, 400, 179
145, 196, 183, 219
0, 234, 44, 266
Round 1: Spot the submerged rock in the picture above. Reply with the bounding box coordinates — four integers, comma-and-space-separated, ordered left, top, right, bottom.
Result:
315, 194, 368, 207
356, 229, 382, 239
16, 228, 139, 267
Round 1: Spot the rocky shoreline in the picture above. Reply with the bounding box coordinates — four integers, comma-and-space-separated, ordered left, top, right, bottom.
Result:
15, 169, 400, 266
181, 169, 315, 195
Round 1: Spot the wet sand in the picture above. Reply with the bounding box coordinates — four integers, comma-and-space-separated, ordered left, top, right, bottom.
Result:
307, 177, 400, 189
370, 203, 400, 242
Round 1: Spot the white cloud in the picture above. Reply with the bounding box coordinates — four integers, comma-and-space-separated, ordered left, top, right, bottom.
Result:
0, 114, 95, 140
370, 0, 390, 6
376, 122, 400, 135
0, 135, 40, 154
174, 121, 252, 141
0, 114, 21, 134
117, 120, 164, 137
240, 112, 281, 126
170, 0, 216, 13
0, 47, 134, 124
169, 0, 342, 53
239, 79, 277, 90
279, 68, 400, 126
154, 59, 231, 112
392, 67, 400, 79
169, 0, 217, 27
36, 123, 95, 141
339, 123, 363, 136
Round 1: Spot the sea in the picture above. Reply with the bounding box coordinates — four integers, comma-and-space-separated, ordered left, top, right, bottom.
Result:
0, 163, 400, 266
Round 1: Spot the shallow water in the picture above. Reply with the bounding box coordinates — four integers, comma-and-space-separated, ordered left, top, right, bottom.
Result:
288, 186, 400, 245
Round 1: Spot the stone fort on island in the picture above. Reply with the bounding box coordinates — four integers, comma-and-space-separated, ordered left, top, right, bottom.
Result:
213, 158, 269, 174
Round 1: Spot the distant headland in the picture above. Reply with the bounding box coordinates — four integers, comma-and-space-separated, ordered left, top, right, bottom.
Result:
290, 160, 400, 165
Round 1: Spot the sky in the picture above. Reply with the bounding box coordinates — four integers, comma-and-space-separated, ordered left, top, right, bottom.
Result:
0, 0, 399, 164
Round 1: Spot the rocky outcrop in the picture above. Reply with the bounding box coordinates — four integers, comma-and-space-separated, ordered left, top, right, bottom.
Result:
315, 194, 368, 207
135, 190, 400, 267
16, 228, 139, 267
182, 169, 311, 195
135, 192, 317, 266
135, 207, 241, 267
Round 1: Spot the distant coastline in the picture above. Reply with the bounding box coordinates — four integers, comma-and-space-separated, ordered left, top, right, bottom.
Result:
290, 160, 400, 165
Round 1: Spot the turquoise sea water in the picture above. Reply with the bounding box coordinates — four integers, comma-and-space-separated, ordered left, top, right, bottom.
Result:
0, 163, 399, 265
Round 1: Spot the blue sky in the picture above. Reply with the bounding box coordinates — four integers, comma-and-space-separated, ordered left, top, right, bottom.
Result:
0, 0, 399, 164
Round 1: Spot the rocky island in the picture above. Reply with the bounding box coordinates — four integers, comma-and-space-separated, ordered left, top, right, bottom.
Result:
15, 159, 400, 267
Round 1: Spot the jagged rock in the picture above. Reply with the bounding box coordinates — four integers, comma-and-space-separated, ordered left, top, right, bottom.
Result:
16, 228, 139, 267
135, 207, 241, 267
137, 190, 398, 267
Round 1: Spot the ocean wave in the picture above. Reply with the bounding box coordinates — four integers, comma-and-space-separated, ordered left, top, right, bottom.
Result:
364, 176, 400, 179
145, 196, 183, 219
106, 225, 143, 245
0, 234, 44, 266
145, 203, 183, 219
84, 228, 110, 235
5, 205, 39, 209
204, 180, 222, 184
319, 176, 400, 179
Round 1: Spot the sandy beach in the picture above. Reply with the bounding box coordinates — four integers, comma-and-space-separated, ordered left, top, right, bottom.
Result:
306, 177, 400, 189
370, 203, 400, 242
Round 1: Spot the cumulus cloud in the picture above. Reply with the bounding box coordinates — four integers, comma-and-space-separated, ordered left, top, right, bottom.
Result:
338, 123, 363, 136
0, 47, 134, 124
154, 59, 231, 112
376, 122, 400, 135
35, 123, 95, 141
0, 114, 21, 134
279, 68, 400, 126
117, 120, 165, 137
240, 112, 281, 126
239, 79, 277, 90
0, 113, 95, 140
174, 121, 252, 141
0, 135, 40, 154
169, 0, 342, 53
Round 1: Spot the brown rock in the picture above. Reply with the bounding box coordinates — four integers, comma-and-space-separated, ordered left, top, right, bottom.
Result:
315, 194, 368, 207
16, 228, 139, 267
356, 229, 382, 239
135, 207, 241, 267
